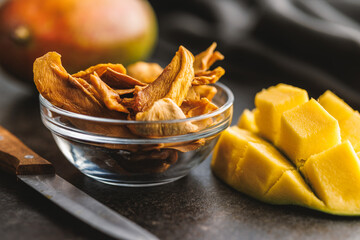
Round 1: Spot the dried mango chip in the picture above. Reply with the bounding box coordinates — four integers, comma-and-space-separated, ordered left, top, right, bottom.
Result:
186, 85, 217, 101
34, 52, 107, 117
132, 98, 198, 137
101, 67, 147, 89
127, 61, 163, 84
181, 98, 218, 118
134, 46, 195, 112
192, 66, 225, 86
114, 88, 136, 96
194, 42, 224, 73
88, 73, 129, 113
72, 63, 126, 80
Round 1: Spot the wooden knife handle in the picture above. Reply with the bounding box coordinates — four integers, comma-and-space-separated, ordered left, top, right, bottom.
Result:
0, 126, 54, 175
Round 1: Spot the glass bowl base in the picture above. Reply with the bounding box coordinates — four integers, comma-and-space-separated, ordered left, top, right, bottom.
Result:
84, 173, 186, 187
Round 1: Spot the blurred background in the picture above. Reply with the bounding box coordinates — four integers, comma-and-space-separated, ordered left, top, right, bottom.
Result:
2, 0, 360, 118
148, 0, 360, 110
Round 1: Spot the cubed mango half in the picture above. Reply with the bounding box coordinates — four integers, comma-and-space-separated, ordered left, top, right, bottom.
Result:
254, 84, 308, 142
277, 99, 341, 167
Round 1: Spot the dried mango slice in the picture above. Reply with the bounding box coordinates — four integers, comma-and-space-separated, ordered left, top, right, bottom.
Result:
34, 52, 111, 117
72, 63, 126, 80
192, 66, 225, 86
88, 73, 128, 113
132, 98, 198, 137
114, 88, 136, 96
181, 98, 218, 118
101, 67, 147, 89
193, 85, 217, 101
194, 42, 224, 73
127, 61, 163, 84
185, 85, 217, 101
134, 46, 195, 112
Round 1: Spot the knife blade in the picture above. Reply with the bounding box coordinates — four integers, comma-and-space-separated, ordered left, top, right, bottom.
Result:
0, 126, 158, 240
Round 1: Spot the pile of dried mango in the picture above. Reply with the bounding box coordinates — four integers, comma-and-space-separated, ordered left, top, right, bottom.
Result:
33, 43, 225, 173
212, 84, 360, 215
34, 43, 224, 128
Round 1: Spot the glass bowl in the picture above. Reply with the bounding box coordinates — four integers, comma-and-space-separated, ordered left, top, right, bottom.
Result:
40, 82, 233, 187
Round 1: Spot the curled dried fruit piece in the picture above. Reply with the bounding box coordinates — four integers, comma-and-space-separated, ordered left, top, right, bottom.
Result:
88, 73, 128, 113
34, 52, 113, 117
134, 46, 195, 112
127, 61, 163, 84
114, 88, 136, 96
181, 98, 219, 130
101, 67, 147, 89
181, 98, 218, 118
132, 98, 198, 137
72, 63, 126, 80
193, 42, 224, 73
185, 85, 217, 101
192, 66, 225, 86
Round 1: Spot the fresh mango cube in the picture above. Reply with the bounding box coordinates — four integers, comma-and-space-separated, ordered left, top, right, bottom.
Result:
254, 84, 308, 142
265, 170, 324, 209
237, 108, 258, 133
277, 99, 341, 167
211, 126, 264, 183
231, 140, 294, 199
318, 91, 360, 152
318, 90, 353, 123
301, 141, 360, 212
338, 111, 360, 152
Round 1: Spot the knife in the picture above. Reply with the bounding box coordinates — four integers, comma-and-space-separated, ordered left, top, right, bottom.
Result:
0, 125, 158, 240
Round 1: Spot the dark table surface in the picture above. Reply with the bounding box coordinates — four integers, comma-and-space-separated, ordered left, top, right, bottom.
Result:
1, 64, 360, 240
3, 1, 360, 238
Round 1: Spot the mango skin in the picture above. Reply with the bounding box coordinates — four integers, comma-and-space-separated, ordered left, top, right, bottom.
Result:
0, 0, 158, 83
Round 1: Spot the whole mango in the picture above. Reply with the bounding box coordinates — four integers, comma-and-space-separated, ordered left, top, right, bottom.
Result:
0, 0, 157, 83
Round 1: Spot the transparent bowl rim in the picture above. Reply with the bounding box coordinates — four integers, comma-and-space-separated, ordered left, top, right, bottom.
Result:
39, 82, 234, 124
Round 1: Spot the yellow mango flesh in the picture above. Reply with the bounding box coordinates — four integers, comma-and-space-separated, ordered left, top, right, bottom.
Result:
265, 170, 324, 209
318, 91, 360, 152
301, 141, 360, 213
318, 90, 353, 123
339, 112, 360, 152
231, 140, 294, 199
211, 127, 263, 183
237, 109, 258, 133
277, 99, 341, 167
254, 84, 308, 142
212, 127, 324, 208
